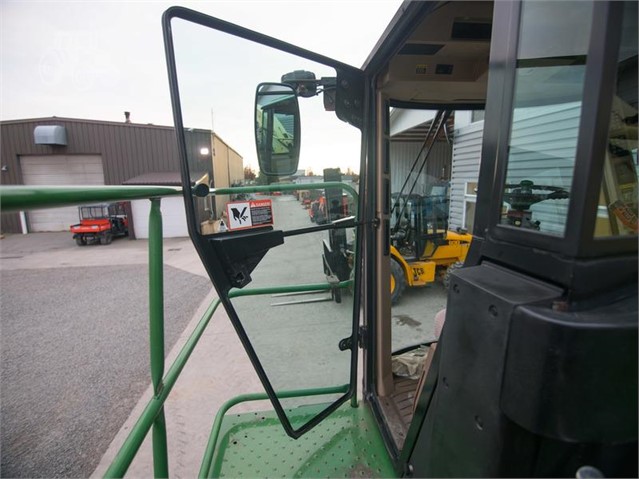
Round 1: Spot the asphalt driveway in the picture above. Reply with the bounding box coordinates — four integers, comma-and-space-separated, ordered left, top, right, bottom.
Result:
0, 234, 211, 478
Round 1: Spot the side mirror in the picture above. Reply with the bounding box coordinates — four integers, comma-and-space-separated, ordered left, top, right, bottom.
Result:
254, 83, 300, 176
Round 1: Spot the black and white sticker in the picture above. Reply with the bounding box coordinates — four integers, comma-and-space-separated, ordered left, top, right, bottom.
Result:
226, 199, 274, 231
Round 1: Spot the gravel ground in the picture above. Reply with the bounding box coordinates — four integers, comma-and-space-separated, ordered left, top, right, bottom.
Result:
0, 265, 211, 478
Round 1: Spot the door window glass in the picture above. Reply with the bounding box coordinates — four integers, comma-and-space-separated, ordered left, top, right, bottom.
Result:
168, 14, 361, 436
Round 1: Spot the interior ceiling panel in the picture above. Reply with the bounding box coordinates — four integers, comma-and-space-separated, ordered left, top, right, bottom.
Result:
381, 1, 493, 105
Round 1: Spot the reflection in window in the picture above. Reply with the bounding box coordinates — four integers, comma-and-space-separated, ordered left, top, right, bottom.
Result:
595, 1, 638, 238
463, 181, 477, 232
500, 1, 594, 235
471, 110, 485, 123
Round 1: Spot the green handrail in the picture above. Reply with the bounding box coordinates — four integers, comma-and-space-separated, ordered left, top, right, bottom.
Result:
211, 181, 359, 202
200, 384, 350, 478
0, 182, 358, 212
0, 185, 182, 211
0, 183, 359, 478
103, 279, 352, 478
149, 198, 169, 478
104, 295, 223, 478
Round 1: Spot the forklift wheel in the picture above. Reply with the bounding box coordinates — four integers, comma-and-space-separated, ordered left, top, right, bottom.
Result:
390, 259, 406, 305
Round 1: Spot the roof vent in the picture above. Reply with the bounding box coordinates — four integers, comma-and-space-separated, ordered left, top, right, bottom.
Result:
451, 20, 492, 40
398, 43, 444, 56
34, 125, 67, 146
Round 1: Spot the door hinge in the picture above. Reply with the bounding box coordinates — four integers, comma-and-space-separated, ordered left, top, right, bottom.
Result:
353, 217, 379, 229
339, 326, 367, 351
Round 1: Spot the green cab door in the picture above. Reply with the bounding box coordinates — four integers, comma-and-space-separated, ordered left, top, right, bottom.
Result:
163, 7, 367, 439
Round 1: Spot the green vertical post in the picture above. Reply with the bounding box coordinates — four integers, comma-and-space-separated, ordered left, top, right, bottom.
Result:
153, 410, 169, 478
149, 198, 169, 478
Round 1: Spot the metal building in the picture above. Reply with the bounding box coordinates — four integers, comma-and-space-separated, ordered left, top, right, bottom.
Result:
0, 116, 242, 236
390, 109, 453, 196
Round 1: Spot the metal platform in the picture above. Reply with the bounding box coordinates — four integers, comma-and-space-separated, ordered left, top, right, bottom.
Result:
207, 402, 396, 478
377, 376, 420, 450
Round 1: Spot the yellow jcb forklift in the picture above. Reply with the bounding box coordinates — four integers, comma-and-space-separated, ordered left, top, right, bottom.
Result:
389, 189, 471, 303
387, 109, 472, 303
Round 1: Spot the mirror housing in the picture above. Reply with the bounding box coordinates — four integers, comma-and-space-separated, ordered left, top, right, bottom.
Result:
281, 70, 317, 98
254, 83, 301, 176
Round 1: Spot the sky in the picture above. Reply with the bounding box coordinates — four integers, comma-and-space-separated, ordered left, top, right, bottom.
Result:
1, 1, 404, 174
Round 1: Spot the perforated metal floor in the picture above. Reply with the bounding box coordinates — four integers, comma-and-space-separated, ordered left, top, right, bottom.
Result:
209, 402, 396, 478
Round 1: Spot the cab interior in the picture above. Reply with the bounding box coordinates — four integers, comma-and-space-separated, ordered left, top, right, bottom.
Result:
371, 0, 495, 453
378, 1, 493, 105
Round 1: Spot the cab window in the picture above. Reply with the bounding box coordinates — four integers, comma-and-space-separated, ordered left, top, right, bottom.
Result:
500, 0, 594, 235
595, 1, 638, 238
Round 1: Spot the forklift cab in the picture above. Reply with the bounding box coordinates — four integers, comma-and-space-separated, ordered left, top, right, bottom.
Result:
163, 1, 637, 476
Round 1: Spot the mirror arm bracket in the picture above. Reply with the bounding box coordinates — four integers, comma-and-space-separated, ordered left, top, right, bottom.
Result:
335, 69, 366, 129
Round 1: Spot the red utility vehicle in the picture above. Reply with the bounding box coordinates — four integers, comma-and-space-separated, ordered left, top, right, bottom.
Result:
70, 203, 128, 246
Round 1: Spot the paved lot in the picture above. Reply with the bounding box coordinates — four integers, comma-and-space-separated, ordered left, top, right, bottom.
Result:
1, 196, 448, 478
0, 234, 211, 478
96, 196, 450, 478
391, 282, 447, 350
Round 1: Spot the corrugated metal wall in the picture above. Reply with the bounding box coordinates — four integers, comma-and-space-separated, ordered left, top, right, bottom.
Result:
506, 103, 581, 187
228, 149, 244, 185
505, 103, 582, 234
0, 118, 213, 233
450, 103, 583, 234
212, 134, 244, 218
390, 141, 451, 195
450, 121, 484, 230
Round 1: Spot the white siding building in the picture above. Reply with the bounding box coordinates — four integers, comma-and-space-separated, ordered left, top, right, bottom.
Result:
450, 103, 583, 235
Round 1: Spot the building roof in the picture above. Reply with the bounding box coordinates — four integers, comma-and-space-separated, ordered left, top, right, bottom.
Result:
123, 171, 208, 187
0, 115, 243, 159
0, 116, 212, 133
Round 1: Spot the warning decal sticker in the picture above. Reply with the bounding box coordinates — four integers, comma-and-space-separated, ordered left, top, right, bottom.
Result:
226, 199, 274, 231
